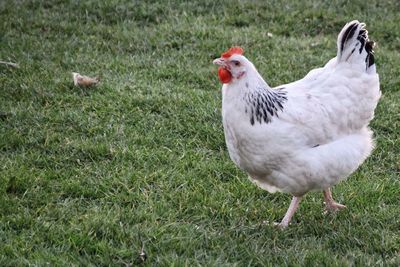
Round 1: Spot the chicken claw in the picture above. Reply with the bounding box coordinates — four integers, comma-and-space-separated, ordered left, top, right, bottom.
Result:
323, 188, 347, 213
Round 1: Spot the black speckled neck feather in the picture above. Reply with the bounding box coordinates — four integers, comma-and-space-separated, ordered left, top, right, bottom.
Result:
244, 87, 287, 125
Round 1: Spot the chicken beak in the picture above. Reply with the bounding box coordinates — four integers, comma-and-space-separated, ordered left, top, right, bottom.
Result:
213, 58, 226, 66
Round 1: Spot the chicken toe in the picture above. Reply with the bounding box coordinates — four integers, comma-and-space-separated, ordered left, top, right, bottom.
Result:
323, 188, 346, 212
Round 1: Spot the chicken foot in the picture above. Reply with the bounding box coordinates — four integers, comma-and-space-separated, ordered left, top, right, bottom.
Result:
276, 188, 345, 228
277, 196, 302, 229
323, 188, 346, 212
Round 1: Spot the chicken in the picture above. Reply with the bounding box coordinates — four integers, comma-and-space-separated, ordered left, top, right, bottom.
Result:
213, 21, 380, 228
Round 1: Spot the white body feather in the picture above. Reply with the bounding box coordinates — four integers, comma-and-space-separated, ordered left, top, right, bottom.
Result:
221, 21, 380, 196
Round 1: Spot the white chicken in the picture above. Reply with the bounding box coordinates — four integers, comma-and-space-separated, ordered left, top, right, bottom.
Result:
213, 21, 380, 228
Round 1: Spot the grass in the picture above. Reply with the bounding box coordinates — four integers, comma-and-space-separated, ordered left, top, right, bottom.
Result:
0, 0, 399, 266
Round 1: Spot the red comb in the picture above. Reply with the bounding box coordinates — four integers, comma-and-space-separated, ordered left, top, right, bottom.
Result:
221, 46, 244, 58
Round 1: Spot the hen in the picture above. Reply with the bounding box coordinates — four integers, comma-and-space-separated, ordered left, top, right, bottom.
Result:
213, 21, 380, 228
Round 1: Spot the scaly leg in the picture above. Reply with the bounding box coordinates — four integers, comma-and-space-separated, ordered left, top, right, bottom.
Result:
323, 188, 346, 212
278, 196, 302, 229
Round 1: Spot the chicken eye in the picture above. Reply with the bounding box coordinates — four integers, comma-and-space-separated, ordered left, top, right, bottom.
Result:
232, 60, 240, 66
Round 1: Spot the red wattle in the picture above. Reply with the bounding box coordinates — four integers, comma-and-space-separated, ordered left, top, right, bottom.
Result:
218, 67, 232, 84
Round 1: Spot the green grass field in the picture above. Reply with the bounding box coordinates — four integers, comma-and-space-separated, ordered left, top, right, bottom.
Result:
1, 0, 399, 266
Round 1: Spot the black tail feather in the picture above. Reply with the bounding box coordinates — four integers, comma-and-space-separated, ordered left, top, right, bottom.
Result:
340, 22, 358, 54
337, 20, 375, 69
365, 41, 375, 67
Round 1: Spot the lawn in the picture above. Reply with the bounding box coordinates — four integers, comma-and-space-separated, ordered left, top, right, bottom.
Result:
0, 0, 399, 266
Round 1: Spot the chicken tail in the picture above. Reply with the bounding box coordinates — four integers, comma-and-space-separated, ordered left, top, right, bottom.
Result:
337, 20, 375, 71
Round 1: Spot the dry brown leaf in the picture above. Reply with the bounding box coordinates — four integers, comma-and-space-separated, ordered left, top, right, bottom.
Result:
72, 72, 100, 87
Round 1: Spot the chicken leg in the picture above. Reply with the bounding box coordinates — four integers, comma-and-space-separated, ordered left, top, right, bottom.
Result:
323, 188, 346, 212
278, 196, 302, 229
